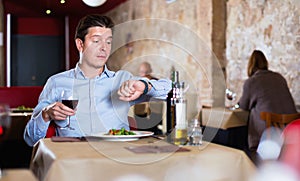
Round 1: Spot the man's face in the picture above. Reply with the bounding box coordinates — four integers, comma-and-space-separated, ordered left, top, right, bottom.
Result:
79, 26, 112, 70
139, 64, 148, 77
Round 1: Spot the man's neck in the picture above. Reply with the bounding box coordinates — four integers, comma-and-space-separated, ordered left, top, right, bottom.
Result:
79, 64, 104, 78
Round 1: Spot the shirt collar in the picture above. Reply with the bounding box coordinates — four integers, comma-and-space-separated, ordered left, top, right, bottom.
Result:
74, 63, 115, 79
102, 65, 115, 78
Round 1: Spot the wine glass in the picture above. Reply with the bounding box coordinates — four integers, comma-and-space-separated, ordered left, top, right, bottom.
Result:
225, 88, 237, 110
59, 91, 78, 130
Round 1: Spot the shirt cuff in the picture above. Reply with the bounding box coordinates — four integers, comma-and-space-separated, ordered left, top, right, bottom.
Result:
36, 111, 50, 133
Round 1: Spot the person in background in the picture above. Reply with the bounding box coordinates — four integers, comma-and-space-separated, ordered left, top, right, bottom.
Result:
23, 14, 171, 147
134, 61, 163, 134
238, 50, 297, 163
138, 62, 158, 80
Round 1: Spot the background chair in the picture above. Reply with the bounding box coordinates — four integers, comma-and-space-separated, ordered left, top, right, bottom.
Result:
260, 112, 300, 129
256, 112, 300, 165
128, 116, 137, 130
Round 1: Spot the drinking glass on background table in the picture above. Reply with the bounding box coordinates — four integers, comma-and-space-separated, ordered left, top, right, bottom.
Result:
59, 91, 78, 130
225, 88, 238, 110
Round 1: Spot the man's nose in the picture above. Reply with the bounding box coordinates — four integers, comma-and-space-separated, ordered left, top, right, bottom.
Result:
100, 42, 106, 51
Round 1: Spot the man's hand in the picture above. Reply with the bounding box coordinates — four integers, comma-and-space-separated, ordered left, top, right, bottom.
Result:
118, 80, 151, 101
42, 102, 76, 122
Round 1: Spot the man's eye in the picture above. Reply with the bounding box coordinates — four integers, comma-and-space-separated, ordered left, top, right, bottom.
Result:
93, 40, 99, 43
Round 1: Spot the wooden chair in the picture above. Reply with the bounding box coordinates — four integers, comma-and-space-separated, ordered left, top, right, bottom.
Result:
128, 116, 137, 130
260, 112, 300, 129
257, 112, 300, 162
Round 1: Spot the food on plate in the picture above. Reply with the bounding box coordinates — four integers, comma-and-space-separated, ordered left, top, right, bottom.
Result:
17, 105, 33, 111
108, 128, 136, 135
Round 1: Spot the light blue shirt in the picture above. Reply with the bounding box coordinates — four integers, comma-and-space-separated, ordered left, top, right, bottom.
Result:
24, 64, 171, 146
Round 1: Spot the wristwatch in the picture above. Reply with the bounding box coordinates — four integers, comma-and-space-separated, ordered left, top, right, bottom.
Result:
139, 79, 149, 95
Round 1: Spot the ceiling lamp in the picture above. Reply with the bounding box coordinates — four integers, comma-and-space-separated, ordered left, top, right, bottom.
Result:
46, 9, 51, 15
82, 0, 107, 7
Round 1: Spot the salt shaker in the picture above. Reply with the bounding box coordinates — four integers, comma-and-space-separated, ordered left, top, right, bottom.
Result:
188, 118, 203, 145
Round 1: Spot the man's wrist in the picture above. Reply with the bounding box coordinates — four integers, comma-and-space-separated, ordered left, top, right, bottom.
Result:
42, 108, 51, 121
139, 79, 149, 95
42, 103, 55, 121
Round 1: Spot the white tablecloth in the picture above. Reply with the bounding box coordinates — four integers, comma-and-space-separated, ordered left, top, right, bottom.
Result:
202, 107, 249, 130
1, 169, 37, 181
31, 137, 256, 181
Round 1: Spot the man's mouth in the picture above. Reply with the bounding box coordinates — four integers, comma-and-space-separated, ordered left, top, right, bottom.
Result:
98, 55, 106, 59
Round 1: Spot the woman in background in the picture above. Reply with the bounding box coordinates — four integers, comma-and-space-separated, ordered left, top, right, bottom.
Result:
138, 62, 158, 80
238, 50, 297, 158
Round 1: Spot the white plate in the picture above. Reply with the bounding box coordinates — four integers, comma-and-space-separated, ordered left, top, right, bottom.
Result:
91, 131, 154, 141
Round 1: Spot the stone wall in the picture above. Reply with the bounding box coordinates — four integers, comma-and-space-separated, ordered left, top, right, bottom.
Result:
105, 0, 220, 119
105, 0, 300, 112
226, 0, 300, 106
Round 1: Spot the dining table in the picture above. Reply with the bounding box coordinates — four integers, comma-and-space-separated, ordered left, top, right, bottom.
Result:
0, 169, 37, 181
201, 107, 249, 130
200, 107, 249, 150
30, 136, 256, 181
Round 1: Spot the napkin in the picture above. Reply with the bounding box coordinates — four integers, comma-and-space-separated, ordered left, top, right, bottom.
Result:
125, 145, 190, 154
51, 136, 87, 142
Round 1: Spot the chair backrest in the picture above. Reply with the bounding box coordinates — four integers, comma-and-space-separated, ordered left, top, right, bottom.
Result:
128, 116, 137, 130
260, 112, 300, 129
45, 121, 56, 138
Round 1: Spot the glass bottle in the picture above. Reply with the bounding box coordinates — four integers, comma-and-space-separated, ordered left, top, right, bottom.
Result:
173, 82, 188, 145
166, 71, 179, 138
166, 71, 188, 145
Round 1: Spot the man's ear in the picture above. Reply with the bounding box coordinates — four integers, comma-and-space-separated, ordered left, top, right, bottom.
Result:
75, 38, 84, 52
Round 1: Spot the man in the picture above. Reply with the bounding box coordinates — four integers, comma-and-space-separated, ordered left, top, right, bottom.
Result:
135, 62, 163, 134
24, 14, 171, 146
138, 62, 158, 80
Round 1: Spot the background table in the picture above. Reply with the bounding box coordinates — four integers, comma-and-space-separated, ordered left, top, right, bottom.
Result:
31, 138, 256, 181
201, 107, 249, 129
201, 107, 249, 150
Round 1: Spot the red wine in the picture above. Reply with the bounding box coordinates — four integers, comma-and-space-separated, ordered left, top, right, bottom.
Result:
62, 100, 78, 109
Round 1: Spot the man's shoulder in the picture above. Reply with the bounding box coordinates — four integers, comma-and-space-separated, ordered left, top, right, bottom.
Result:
115, 69, 132, 77
48, 69, 74, 80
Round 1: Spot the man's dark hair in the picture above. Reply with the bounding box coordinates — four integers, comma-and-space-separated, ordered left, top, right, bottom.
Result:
75, 14, 114, 41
